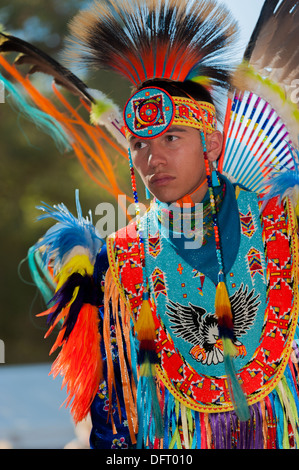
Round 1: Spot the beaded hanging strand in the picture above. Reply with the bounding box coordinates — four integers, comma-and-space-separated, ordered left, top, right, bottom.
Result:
127, 148, 147, 284
128, 146, 161, 385
200, 130, 250, 422
127, 147, 163, 440
200, 131, 223, 271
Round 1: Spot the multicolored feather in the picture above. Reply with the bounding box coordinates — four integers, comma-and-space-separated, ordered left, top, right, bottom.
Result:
33, 191, 105, 422
0, 33, 129, 199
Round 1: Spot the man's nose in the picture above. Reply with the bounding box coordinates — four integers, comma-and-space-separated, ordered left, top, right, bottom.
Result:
148, 141, 166, 168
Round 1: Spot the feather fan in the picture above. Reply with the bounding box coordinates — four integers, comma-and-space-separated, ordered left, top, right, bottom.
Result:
0, 31, 92, 101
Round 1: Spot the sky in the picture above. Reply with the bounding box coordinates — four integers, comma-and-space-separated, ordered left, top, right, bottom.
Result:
223, 0, 264, 56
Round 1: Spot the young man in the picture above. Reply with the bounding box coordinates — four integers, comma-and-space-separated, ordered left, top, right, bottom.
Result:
87, 78, 298, 449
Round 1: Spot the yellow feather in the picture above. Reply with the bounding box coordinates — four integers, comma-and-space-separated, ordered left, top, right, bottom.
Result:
135, 298, 156, 341
55, 254, 94, 305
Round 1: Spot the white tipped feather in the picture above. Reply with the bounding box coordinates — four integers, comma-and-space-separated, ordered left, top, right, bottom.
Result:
87, 88, 127, 148
231, 1, 299, 149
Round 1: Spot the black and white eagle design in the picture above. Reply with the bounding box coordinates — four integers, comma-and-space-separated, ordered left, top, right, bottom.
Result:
166, 283, 261, 365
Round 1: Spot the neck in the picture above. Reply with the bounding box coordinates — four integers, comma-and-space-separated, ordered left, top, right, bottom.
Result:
189, 179, 209, 203
176, 178, 208, 207
176, 162, 215, 206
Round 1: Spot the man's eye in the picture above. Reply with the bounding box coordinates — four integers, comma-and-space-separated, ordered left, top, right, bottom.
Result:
166, 135, 178, 142
134, 141, 147, 150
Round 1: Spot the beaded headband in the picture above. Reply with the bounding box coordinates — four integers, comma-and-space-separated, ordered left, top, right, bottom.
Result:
124, 87, 217, 140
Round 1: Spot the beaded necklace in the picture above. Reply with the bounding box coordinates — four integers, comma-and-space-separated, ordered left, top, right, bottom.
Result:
199, 129, 249, 422
153, 182, 226, 244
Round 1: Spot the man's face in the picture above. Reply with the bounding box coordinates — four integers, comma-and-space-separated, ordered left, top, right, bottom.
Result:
129, 125, 207, 203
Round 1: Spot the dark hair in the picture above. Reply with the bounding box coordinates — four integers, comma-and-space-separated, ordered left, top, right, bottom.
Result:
136, 79, 214, 105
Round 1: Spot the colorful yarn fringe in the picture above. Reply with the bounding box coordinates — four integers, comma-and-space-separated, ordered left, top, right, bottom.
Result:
103, 267, 138, 444
135, 360, 299, 449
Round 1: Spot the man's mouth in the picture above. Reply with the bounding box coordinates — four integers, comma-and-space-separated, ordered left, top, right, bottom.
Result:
149, 174, 175, 186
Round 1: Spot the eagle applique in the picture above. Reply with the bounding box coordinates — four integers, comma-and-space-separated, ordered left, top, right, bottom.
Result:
166, 283, 261, 365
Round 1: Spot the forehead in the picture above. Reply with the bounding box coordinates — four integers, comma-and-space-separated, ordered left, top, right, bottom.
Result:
128, 125, 197, 142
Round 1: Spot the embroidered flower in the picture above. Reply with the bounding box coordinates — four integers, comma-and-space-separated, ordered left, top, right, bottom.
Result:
111, 437, 128, 449
103, 399, 115, 414
97, 380, 108, 400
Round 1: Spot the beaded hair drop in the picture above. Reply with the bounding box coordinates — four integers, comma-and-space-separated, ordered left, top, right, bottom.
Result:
200, 129, 250, 422
127, 148, 163, 439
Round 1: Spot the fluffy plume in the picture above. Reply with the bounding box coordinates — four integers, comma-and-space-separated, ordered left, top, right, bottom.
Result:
65, 0, 239, 96
35, 189, 104, 274
88, 88, 127, 147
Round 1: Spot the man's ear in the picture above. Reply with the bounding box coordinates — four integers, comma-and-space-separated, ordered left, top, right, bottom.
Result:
206, 131, 223, 162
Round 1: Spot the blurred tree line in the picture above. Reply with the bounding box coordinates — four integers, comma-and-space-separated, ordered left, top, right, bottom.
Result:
0, 0, 137, 364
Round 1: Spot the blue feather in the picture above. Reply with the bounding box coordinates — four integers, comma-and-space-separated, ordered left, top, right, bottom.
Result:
224, 354, 250, 422
34, 190, 104, 271
0, 73, 72, 153
262, 146, 299, 206
27, 245, 56, 304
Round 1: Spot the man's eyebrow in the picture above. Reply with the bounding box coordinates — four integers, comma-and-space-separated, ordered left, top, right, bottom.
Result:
165, 126, 187, 133
128, 126, 186, 142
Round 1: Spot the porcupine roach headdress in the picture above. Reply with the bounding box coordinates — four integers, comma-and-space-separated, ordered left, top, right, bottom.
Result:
66, 0, 237, 90
65, 0, 251, 425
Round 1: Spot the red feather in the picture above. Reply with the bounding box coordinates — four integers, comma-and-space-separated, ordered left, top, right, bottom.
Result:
49, 303, 102, 423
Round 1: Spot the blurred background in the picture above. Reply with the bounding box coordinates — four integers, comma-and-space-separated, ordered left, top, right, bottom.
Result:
0, 0, 263, 449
